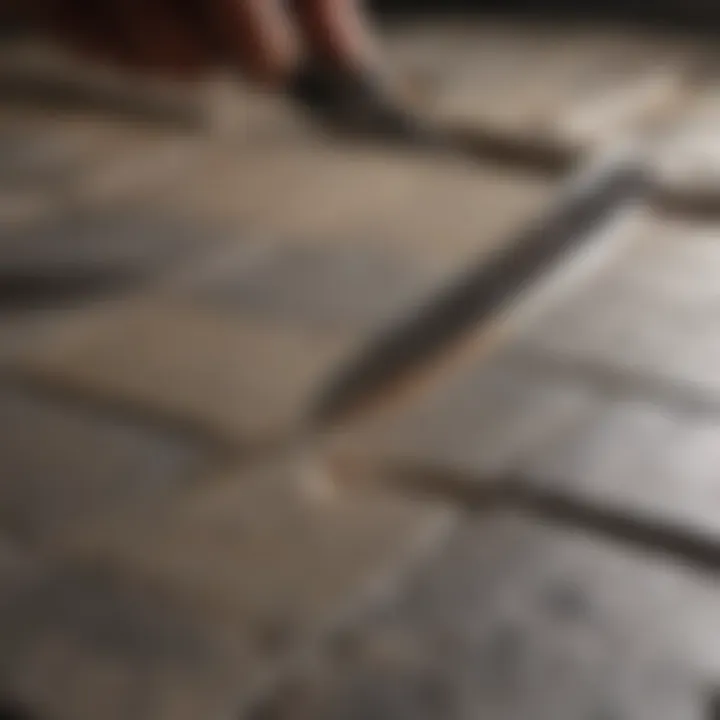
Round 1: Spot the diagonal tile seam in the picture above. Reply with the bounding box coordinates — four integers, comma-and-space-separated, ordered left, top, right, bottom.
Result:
339, 459, 720, 577
8, 373, 234, 453
223, 500, 458, 720
0, 368, 236, 482
323, 370, 720, 575
5, 360, 311, 461
4, 159, 648, 473
310, 157, 649, 430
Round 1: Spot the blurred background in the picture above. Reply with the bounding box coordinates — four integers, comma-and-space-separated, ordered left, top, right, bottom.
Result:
1, 2, 720, 720
373, 0, 720, 24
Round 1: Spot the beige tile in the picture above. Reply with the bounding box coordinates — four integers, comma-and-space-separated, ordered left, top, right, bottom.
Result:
390, 20, 695, 154
17, 298, 353, 444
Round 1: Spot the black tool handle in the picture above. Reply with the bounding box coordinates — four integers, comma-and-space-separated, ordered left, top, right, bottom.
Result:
286, 61, 432, 143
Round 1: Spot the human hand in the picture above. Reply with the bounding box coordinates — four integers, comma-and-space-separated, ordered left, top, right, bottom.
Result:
19, 0, 375, 85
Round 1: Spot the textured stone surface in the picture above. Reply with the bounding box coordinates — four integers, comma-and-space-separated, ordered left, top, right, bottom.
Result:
0, 309, 73, 367
0, 107, 199, 220
514, 216, 720, 404
252, 513, 717, 720
654, 89, 720, 215
0, 203, 228, 279
0, 110, 104, 228
177, 160, 552, 340
17, 298, 353, 443
188, 240, 445, 334
0, 111, 111, 193
389, 20, 696, 153
329, 160, 553, 260
149, 120, 554, 256
65, 133, 203, 207
4, 461, 454, 720
330, 351, 592, 485
0, 104, 203, 239
0, 553, 239, 720
0, 383, 209, 545
148, 143, 423, 245
521, 397, 720, 542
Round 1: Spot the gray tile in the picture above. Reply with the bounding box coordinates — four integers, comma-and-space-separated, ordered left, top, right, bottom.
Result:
0, 124, 99, 192
515, 219, 720, 405
190, 242, 445, 335
521, 397, 720, 542
0, 206, 237, 319
332, 353, 592, 484
253, 514, 714, 720
0, 558, 235, 720
0, 206, 228, 277
0, 383, 208, 543
18, 460, 453, 720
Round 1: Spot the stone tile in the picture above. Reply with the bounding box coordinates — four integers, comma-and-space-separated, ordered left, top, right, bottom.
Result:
0, 106, 202, 219
188, 241, 444, 334
0, 108, 198, 217
520, 396, 720, 543
0, 382, 209, 545
254, 151, 552, 248
0, 556, 240, 720
65, 134, 204, 207
390, 20, 694, 154
178, 162, 552, 333
0, 111, 112, 227
513, 216, 720, 404
0, 113, 109, 193
151, 123, 554, 255
330, 351, 592, 486
0, 202, 232, 286
654, 88, 720, 215
150, 144, 434, 246
143, 146, 326, 240
338, 160, 554, 261
0, 311, 69, 368
20, 460, 454, 720
0, 190, 58, 231
17, 298, 354, 443
252, 513, 718, 720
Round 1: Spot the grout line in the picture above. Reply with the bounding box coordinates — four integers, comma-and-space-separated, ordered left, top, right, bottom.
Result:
1, 368, 238, 459
359, 461, 720, 575
515, 482, 720, 575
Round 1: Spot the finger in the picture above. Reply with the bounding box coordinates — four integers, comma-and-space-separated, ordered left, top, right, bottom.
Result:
205, 0, 299, 85
293, 0, 376, 72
